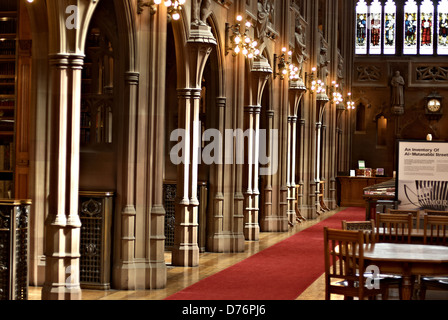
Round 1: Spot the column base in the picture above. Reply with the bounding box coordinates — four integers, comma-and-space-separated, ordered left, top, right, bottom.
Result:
171, 244, 200, 267
207, 232, 245, 253
260, 216, 289, 232
41, 283, 82, 300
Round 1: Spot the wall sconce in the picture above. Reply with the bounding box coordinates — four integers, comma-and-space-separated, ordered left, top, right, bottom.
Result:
274, 47, 292, 80
330, 81, 343, 105
225, 15, 260, 58
137, 0, 185, 20
306, 67, 323, 94
306, 67, 325, 94
346, 92, 355, 110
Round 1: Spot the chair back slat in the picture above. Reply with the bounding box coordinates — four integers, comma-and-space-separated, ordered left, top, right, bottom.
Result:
376, 213, 413, 243
387, 209, 421, 229
424, 210, 448, 217
423, 214, 448, 246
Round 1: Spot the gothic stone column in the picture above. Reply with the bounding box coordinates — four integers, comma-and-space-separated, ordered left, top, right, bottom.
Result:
287, 81, 306, 226
172, 24, 216, 266
243, 58, 272, 240
41, 54, 84, 300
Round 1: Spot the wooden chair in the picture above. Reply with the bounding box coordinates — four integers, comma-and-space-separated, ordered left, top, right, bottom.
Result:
341, 220, 376, 244
324, 227, 386, 300
419, 214, 448, 299
387, 208, 421, 229
376, 213, 413, 243
423, 214, 448, 246
342, 220, 401, 299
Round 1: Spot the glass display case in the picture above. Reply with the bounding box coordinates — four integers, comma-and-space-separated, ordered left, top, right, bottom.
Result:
363, 178, 397, 219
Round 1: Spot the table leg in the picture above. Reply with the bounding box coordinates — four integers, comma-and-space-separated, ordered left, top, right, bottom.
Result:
401, 264, 413, 300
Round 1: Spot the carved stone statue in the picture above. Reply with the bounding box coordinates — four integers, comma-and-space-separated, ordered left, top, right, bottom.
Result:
294, 18, 308, 80
318, 36, 329, 84
337, 51, 344, 80
256, 0, 274, 43
192, 0, 212, 26
391, 71, 405, 107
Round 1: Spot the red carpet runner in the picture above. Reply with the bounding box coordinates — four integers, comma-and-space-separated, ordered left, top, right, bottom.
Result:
165, 207, 365, 300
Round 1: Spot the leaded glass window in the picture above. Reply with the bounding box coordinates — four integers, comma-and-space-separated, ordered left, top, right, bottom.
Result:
356, 0, 368, 54
404, 0, 418, 54
355, 0, 447, 56
420, 0, 434, 55
370, 0, 383, 54
438, 0, 448, 54
384, 0, 397, 54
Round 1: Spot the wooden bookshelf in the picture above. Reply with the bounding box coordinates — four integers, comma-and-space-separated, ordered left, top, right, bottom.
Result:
0, 2, 16, 200
0, 0, 31, 200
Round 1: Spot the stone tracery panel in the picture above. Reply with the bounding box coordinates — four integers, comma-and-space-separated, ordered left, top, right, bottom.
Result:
416, 66, 448, 81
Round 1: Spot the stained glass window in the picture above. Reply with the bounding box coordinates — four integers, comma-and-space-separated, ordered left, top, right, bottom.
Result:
404, 0, 418, 55
355, 0, 447, 56
420, 0, 434, 55
438, 0, 448, 55
356, 0, 368, 55
370, 0, 382, 55
384, 0, 396, 55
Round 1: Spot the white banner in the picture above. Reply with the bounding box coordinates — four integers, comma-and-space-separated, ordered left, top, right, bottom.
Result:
397, 140, 448, 211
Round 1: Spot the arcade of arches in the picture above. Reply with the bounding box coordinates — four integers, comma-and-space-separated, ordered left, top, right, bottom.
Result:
4, 0, 447, 300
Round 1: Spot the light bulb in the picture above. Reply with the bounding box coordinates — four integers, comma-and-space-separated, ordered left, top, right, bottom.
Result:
154, 0, 162, 4
236, 15, 243, 22
234, 36, 241, 44
234, 46, 240, 54
172, 12, 180, 20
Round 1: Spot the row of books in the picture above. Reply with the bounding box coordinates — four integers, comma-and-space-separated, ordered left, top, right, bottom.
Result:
0, 143, 13, 171
0, 39, 16, 56
0, 0, 18, 12
0, 61, 15, 76
0, 180, 12, 199
0, 100, 14, 107
0, 19, 17, 35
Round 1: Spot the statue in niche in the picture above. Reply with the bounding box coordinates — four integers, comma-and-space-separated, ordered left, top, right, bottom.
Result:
192, 0, 212, 26
294, 16, 308, 81
390, 70, 405, 108
318, 36, 329, 84
337, 51, 344, 80
256, 0, 274, 42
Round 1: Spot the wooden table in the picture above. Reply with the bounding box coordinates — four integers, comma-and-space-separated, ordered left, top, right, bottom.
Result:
363, 243, 448, 300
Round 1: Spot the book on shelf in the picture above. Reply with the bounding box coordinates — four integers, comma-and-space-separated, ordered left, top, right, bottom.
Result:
0, 180, 12, 199
0, 0, 18, 12
0, 142, 13, 171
